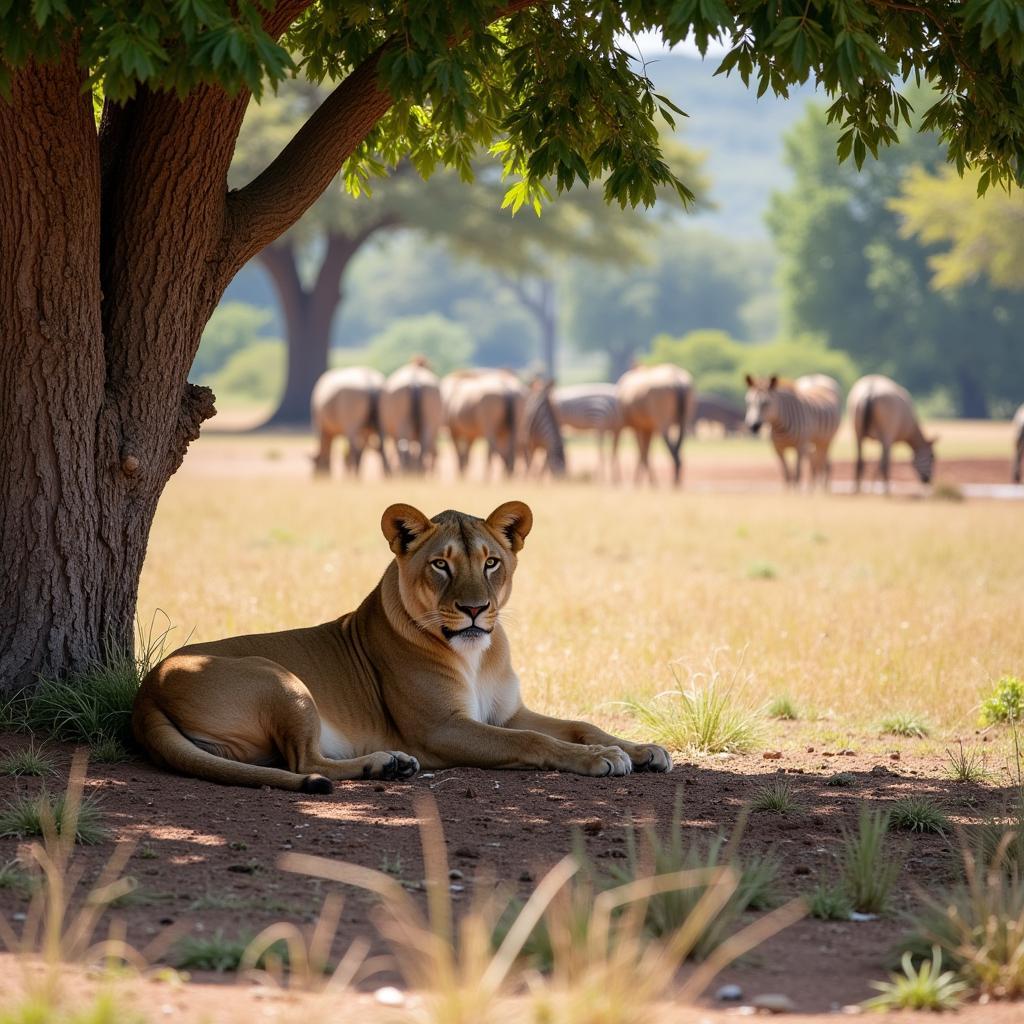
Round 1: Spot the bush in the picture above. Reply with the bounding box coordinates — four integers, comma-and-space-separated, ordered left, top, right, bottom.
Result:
193, 301, 277, 378
646, 330, 859, 404
365, 313, 474, 376
209, 338, 285, 404
979, 676, 1024, 725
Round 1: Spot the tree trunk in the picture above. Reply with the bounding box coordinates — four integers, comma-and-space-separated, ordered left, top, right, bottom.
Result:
954, 365, 989, 419
259, 231, 372, 427
537, 278, 557, 379
0, 53, 222, 692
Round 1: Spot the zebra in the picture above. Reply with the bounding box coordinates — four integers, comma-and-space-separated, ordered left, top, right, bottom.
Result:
846, 374, 936, 493
1014, 403, 1024, 484
523, 378, 567, 478
618, 363, 695, 487
551, 383, 623, 481
744, 373, 841, 489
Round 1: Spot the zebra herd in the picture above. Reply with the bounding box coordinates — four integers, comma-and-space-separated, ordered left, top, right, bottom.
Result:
309, 359, 1024, 491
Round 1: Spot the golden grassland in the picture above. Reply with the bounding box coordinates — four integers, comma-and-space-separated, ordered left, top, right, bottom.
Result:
139, 431, 1024, 743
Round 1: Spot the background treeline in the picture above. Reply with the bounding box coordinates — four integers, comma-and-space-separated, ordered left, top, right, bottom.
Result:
197, 55, 1024, 421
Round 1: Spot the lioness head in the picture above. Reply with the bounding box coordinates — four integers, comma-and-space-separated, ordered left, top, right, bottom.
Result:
381, 501, 532, 652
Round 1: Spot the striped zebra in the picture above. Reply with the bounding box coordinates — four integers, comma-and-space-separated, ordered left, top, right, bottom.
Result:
551, 383, 623, 481
846, 374, 935, 493
1014, 403, 1024, 484
744, 373, 841, 489
523, 379, 567, 478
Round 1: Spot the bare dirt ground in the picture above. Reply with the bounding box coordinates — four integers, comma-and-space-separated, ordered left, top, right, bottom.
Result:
1, 730, 1018, 1019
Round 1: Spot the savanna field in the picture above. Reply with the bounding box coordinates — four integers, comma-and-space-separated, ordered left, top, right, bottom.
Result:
3, 425, 1024, 1022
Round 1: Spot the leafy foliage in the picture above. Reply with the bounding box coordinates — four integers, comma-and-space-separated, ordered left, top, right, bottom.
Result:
768, 99, 1024, 417
365, 313, 475, 376
979, 676, 1024, 725
7, 1, 1024, 201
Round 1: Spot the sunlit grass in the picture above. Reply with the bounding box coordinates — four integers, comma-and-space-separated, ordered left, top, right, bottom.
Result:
135, 437, 1024, 735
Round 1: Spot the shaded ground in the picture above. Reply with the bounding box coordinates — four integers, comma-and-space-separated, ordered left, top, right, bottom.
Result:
0, 730, 1017, 1018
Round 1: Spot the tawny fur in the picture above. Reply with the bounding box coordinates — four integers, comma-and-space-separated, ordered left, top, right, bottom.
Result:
441, 369, 526, 477
616, 363, 694, 486
132, 501, 671, 792
310, 366, 389, 477
379, 359, 444, 474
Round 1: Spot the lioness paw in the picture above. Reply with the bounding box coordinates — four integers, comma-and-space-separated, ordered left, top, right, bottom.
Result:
629, 744, 673, 773
362, 750, 420, 781
582, 745, 632, 777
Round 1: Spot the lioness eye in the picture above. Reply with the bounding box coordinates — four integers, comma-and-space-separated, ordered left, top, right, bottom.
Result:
484, 557, 499, 570
431, 559, 449, 572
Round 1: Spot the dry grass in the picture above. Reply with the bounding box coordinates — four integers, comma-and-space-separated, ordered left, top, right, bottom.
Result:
138, 434, 1024, 737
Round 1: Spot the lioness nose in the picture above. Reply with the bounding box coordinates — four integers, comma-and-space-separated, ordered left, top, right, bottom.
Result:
456, 602, 489, 621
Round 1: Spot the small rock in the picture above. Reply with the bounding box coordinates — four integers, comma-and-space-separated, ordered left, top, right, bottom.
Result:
449, 884, 465, 893
806, 746, 815, 753
519, 870, 534, 883
449, 868, 464, 880
840, 749, 857, 756
716, 984, 743, 1002
463, 787, 477, 799
374, 986, 406, 1007
751, 993, 796, 1014
889, 751, 901, 761
849, 911, 878, 922
12, 912, 27, 922
583, 818, 604, 835
762, 751, 783, 760
870, 765, 891, 776
373, 783, 386, 792
792, 864, 812, 876
546, 793, 566, 802
454, 846, 479, 859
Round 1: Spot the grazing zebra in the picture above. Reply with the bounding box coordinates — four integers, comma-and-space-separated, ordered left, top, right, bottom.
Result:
551, 383, 623, 481
617, 363, 695, 486
310, 366, 391, 477
744, 373, 841, 489
523, 379, 567, 477
846, 374, 936, 493
1014, 403, 1024, 484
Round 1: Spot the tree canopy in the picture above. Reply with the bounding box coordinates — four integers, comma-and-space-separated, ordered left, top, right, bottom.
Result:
893, 167, 1024, 291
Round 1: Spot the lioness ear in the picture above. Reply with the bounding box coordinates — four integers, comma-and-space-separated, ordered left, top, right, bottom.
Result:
381, 503, 433, 555
486, 501, 533, 553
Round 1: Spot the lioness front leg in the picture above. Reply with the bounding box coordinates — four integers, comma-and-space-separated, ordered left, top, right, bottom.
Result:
419, 717, 633, 776
505, 707, 672, 773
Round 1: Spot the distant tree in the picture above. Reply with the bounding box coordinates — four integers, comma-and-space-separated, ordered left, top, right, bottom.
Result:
7, 0, 1024, 685
892, 167, 1024, 292
565, 231, 774, 379
768, 103, 1024, 418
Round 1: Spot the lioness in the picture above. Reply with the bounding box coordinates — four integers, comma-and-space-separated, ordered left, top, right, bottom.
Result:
132, 501, 671, 792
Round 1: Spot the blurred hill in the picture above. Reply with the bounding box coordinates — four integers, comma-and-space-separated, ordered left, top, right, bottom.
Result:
643, 53, 818, 238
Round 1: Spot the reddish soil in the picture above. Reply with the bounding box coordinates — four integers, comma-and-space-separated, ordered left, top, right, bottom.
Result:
1, 731, 1019, 1019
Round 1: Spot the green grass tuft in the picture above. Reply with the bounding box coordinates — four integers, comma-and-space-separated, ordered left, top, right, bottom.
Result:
0, 790, 106, 845
750, 779, 797, 814
825, 771, 856, 787
944, 741, 990, 783
173, 931, 290, 972
0, 859, 35, 897
806, 883, 852, 921
24, 616, 170, 747
864, 948, 967, 1012
889, 797, 949, 836
879, 711, 930, 738
840, 806, 900, 915
767, 694, 799, 720
622, 658, 763, 756
979, 675, 1024, 726
746, 560, 779, 580
89, 737, 132, 763
0, 742, 57, 777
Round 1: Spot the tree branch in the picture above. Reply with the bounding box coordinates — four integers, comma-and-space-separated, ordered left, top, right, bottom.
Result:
219, 0, 542, 281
